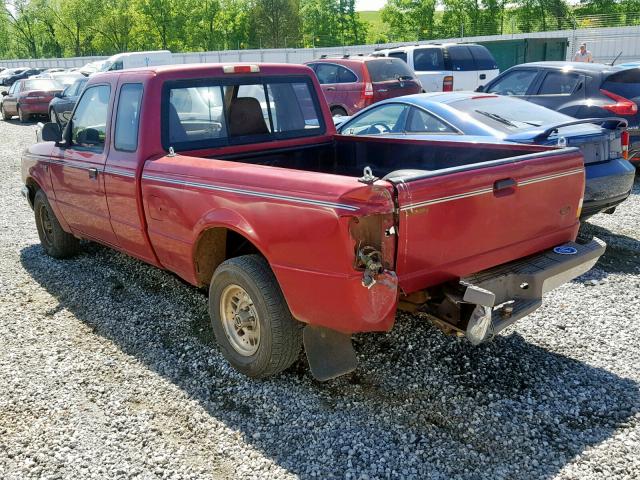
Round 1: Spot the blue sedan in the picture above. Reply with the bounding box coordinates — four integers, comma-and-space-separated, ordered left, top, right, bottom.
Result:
337, 92, 636, 219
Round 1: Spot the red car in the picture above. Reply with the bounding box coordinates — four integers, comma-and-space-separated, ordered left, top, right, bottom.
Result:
305, 56, 422, 117
1, 78, 63, 122
21, 63, 603, 380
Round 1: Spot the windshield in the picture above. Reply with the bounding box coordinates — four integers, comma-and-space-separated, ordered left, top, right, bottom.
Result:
23, 79, 62, 91
451, 97, 577, 132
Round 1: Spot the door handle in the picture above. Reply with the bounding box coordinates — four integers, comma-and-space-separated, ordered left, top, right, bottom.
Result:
326, 87, 336, 91
88, 168, 98, 179
480, 74, 486, 80
493, 178, 517, 192
378, 88, 388, 92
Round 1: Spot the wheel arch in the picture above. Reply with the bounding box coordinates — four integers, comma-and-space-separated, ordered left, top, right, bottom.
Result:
191, 211, 269, 287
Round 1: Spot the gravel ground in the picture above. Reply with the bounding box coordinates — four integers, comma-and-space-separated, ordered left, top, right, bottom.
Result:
0, 117, 639, 480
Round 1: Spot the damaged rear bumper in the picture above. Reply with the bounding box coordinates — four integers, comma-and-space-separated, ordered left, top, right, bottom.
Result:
460, 237, 606, 344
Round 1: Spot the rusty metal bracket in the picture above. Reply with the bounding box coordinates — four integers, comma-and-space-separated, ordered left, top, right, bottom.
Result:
358, 166, 379, 185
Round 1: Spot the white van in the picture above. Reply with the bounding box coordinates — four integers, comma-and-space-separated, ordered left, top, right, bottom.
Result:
98, 50, 173, 72
372, 43, 499, 92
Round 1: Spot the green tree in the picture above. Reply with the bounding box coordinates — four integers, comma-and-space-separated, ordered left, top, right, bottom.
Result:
252, 0, 301, 48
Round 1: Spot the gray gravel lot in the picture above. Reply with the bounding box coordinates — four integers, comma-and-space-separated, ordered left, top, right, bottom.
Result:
0, 117, 639, 480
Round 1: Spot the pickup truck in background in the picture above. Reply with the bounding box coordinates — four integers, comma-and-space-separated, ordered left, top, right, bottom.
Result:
21, 63, 605, 381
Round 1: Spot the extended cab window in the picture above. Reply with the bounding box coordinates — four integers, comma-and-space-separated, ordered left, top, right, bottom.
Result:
163, 77, 324, 151
115, 83, 143, 151
70, 85, 111, 151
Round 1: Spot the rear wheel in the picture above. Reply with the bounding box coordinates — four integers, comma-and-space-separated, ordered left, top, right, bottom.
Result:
1, 104, 10, 121
18, 106, 29, 123
33, 189, 80, 259
209, 254, 302, 378
331, 106, 348, 117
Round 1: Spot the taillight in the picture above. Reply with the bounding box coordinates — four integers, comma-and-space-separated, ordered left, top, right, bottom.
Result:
361, 66, 374, 105
443, 76, 454, 92
621, 130, 630, 159
600, 89, 638, 116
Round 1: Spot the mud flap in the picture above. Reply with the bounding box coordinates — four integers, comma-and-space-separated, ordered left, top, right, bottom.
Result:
303, 325, 358, 381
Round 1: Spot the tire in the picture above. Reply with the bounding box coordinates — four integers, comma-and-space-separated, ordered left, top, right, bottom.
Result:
18, 106, 29, 123
0, 104, 10, 121
33, 189, 80, 259
209, 254, 302, 378
331, 106, 348, 117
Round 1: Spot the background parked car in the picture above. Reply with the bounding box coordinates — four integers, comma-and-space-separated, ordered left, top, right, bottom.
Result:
372, 43, 499, 93
479, 61, 640, 164
97, 50, 172, 72
0, 68, 44, 86
1, 78, 63, 122
0, 68, 27, 86
337, 92, 636, 218
305, 56, 422, 117
49, 71, 86, 87
29, 68, 66, 79
49, 77, 88, 124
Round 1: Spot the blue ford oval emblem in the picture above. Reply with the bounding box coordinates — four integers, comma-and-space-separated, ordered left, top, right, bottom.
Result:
554, 245, 578, 255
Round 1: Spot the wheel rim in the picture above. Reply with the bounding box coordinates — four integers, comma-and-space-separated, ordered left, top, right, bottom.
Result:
220, 284, 260, 356
38, 204, 54, 248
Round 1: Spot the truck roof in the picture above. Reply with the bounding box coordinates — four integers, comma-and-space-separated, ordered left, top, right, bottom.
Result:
91, 62, 316, 80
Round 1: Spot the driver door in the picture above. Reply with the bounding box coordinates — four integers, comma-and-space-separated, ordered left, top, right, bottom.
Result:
49, 83, 119, 246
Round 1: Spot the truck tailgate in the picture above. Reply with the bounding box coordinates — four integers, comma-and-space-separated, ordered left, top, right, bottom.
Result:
388, 148, 585, 294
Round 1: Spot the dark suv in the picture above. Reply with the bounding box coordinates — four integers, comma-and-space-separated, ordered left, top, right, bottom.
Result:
480, 62, 640, 164
305, 56, 422, 117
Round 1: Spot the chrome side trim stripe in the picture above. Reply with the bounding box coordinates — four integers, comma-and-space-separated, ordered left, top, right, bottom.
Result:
400, 186, 494, 211
517, 168, 583, 186
142, 174, 360, 212
104, 167, 135, 178
400, 168, 583, 212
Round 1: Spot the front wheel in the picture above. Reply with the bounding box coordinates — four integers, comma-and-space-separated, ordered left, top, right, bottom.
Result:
33, 189, 80, 258
209, 254, 302, 378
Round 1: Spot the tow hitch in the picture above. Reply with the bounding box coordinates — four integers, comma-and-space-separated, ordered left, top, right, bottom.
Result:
358, 246, 384, 289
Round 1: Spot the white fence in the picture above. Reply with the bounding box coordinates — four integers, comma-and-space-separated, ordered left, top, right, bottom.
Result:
2, 25, 640, 69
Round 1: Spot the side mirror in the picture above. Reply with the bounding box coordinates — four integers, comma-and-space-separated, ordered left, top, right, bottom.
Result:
475, 85, 484, 93
1, 91, 7, 96
54, 92, 63, 98
40, 122, 62, 143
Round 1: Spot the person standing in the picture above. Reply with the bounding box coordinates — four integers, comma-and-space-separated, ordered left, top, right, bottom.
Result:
574, 43, 593, 63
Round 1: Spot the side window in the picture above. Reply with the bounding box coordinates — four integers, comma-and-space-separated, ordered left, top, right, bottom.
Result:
341, 104, 410, 135
337, 66, 357, 83
413, 49, 445, 71
8, 82, 17, 95
486, 70, 539, 95
388, 51, 408, 63
315, 64, 339, 84
538, 71, 582, 95
448, 46, 475, 71
115, 83, 143, 151
70, 85, 111, 151
469, 46, 498, 70
63, 83, 77, 97
406, 108, 457, 133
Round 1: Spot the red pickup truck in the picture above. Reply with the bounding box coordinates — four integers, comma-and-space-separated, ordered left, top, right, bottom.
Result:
21, 63, 605, 381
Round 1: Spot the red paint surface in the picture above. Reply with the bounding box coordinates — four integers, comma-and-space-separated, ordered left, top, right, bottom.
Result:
21, 63, 584, 334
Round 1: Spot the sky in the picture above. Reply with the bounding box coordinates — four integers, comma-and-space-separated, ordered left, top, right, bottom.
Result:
356, 0, 387, 11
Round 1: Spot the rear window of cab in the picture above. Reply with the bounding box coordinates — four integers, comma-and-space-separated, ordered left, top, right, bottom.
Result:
161, 76, 326, 152
365, 58, 415, 82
